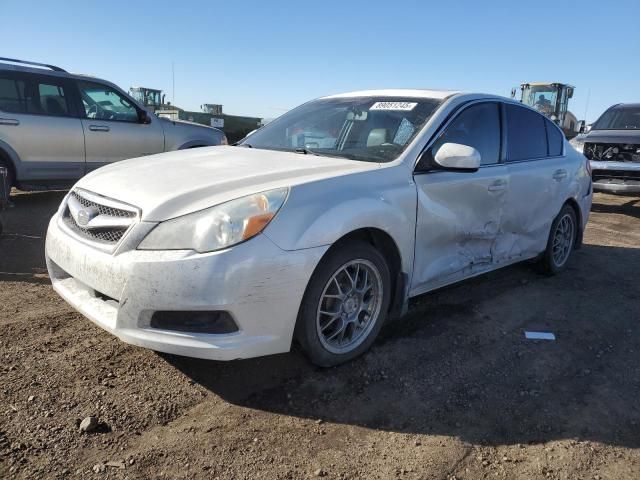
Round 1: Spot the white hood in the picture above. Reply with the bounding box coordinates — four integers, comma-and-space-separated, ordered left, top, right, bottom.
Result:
77, 146, 377, 221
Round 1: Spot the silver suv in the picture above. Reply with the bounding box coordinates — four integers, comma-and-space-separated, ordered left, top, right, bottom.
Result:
0, 58, 227, 190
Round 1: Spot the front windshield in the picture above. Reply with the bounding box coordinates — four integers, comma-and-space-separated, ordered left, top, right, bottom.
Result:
594, 106, 640, 130
239, 96, 443, 162
522, 86, 558, 115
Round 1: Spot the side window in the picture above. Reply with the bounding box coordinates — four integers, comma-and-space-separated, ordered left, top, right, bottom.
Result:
78, 81, 139, 123
0, 76, 27, 113
37, 82, 71, 117
545, 118, 563, 156
506, 104, 547, 161
431, 102, 501, 166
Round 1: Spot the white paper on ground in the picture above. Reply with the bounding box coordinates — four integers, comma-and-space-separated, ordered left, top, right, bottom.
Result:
524, 331, 556, 340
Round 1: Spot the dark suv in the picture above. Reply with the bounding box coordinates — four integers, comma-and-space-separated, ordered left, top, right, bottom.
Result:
0, 58, 226, 190
571, 103, 640, 194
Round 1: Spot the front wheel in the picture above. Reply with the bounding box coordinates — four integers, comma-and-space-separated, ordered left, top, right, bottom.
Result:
295, 241, 392, 367
540, 204, 577, 274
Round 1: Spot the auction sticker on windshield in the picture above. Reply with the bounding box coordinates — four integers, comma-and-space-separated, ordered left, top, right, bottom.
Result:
370, 102, 418, 111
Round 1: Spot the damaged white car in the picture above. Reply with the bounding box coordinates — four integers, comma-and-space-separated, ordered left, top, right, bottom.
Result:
46, 90, 592, 366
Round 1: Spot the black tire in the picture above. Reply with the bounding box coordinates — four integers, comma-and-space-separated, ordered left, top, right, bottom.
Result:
540, 204, 577, 275
295, 241, 392, 367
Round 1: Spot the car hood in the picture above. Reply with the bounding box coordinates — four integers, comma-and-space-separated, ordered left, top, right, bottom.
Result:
76, 146, 378, 221
584, 129, 640, 144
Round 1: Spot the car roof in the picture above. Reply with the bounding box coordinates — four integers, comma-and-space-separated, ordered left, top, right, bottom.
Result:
611, 103, 640, 109
321, 89, 461, 100
0, 59, 102, 82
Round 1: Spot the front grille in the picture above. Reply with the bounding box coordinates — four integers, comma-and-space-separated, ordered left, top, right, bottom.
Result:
61, 190, 138, 247
584, 142, 640, 162
70, 191, 135, 219
592, 169, 640, 182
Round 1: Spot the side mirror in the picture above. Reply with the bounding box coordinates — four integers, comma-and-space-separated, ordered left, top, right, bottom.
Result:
434, 143, 481, 171
139, 110, 152, 124
577, 120, 590, 134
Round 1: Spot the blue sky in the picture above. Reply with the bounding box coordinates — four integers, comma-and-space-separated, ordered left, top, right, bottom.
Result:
4, 0, 639, 121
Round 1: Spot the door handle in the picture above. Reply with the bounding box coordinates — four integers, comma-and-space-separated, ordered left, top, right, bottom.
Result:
89, 125, 110, 132
0, 118, 19, 126
487, 180, 507, 192
552, 169, 567, 181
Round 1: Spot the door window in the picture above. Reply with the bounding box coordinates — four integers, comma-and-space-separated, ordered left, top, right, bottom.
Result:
78, 81, 139, 123
0, 76, 27, 113
506, 104, 547, 161
545, 118, 563, 156
0, 74, 72, 117
37, 82, 70, 116
429, 102, 501, 166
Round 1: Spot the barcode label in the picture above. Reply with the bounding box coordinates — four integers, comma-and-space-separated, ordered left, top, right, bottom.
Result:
370, 102, 418, 111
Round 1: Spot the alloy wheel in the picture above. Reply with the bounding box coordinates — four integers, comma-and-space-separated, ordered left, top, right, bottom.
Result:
316, 259, 384, 355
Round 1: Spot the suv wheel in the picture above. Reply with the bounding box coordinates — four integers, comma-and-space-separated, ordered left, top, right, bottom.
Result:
296, 241, 391, 367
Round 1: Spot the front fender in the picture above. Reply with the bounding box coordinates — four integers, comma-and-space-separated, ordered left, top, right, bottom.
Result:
263, 167, 417, 275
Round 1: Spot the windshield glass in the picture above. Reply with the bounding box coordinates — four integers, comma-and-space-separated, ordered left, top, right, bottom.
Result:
594, 106, 640, 130
521, 85, 558, 116
239, 96, 443, 162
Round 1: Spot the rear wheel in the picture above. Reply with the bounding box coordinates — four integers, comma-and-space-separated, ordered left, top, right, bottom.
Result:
295, 241, 391, 367
540, 204, 577, 274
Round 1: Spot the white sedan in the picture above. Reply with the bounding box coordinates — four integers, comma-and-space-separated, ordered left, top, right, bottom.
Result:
45, 90, 592, 366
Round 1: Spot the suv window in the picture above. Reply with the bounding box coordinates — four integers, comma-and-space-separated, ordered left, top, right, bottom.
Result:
37, 82, 70, 116
430, 102, 501, 166
0, 74, 72, 117
0, 76, 26, 113
545, 118, 563, 156
78, 81, 139, 123
506, 104, 547, 161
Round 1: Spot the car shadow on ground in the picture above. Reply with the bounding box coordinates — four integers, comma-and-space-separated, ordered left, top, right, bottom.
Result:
165, 243, 640, 449
0, 190, 66, 284
591, 196, 640, 219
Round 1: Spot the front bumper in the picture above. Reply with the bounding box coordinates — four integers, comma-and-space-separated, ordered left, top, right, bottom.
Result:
591, 160, 640, 194
45, 214, 328, 360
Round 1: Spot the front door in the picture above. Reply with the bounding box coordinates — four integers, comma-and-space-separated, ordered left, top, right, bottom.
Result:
411, 102, 508, 295
76, 80, 164, 171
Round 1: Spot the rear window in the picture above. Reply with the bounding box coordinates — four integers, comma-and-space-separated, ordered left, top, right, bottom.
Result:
506, 104, 547, 161
545, 118, 563, 156
0, 76, 27, 113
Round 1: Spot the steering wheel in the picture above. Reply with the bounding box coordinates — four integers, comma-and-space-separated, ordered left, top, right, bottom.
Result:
87, 104, 99, 119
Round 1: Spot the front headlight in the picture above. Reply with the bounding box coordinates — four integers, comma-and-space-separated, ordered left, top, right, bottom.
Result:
138, 188, 288, 252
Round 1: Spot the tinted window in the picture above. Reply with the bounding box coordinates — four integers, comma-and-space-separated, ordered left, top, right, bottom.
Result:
431, 102, 501, 165
545, 119, 563, 156
0, 74, 72, 117
0, 76, 26, 113
506, 104, 547, 161
37, 82, 70, 116
78, 81, 139, 122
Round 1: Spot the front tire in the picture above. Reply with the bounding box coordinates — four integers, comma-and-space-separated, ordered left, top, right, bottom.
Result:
295, 241, 392, 367
540, 204, 577, 274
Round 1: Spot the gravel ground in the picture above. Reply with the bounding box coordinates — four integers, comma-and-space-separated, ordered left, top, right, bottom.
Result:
1, 190, 639, 479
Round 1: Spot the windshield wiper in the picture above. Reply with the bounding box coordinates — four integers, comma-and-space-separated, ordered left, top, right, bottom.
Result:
235, 143, 253, 148
294, 147, 319, 155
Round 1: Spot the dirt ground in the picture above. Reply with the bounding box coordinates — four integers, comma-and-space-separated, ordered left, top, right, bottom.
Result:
0, 190, 639, 480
